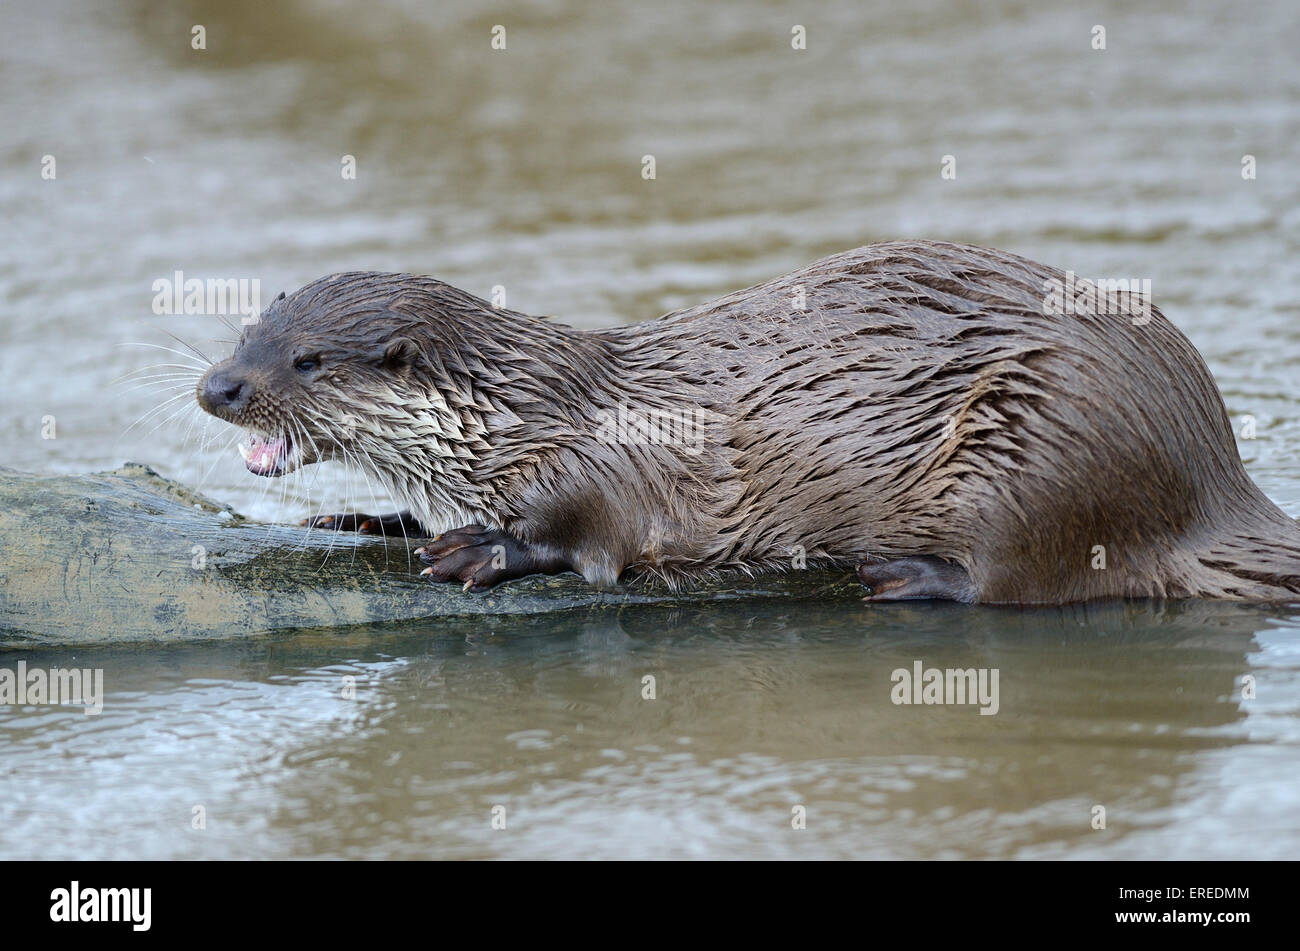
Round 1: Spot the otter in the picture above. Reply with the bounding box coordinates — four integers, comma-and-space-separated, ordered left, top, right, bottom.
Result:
194, 240, 1300, 603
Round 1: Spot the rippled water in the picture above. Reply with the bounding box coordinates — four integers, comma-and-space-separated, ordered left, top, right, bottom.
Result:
2, 0, 1299, 858
4, 601, 1300, 859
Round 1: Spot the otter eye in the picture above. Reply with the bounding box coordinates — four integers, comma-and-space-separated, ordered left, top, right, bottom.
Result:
294, 356, 320, 373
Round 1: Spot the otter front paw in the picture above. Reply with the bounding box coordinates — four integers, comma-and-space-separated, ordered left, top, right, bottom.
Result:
302, 511, 427, 536
414, 525, 568, 592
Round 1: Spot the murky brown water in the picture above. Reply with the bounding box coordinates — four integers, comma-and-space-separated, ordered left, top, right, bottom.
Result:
2, 0, 1299, 858
5, 601, 1300, 860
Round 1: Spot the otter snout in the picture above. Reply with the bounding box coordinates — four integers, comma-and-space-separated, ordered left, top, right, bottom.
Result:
197, 367, 251, 417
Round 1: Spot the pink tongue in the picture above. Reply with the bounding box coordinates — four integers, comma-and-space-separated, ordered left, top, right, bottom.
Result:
246, 435, 285, 472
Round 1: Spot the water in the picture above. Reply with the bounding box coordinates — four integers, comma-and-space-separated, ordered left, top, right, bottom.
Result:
2, 0, 1299, 858
6, 601, 1299, 860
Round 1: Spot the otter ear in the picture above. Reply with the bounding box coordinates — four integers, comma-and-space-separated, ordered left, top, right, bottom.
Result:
378, 337, 418, 371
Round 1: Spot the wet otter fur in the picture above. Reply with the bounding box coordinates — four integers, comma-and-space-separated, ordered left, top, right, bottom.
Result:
195, 240, 1300, 603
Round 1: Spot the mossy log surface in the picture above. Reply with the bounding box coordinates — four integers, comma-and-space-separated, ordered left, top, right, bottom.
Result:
0, 465, 860, 648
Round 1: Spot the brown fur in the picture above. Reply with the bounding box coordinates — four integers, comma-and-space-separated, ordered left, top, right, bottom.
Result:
196, 240, 1300, 603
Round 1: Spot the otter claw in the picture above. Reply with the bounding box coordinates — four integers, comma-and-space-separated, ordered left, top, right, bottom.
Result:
415, 524, 568, 592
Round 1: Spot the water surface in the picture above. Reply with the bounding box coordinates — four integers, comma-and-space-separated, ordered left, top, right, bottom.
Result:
5, 600, 1298, 859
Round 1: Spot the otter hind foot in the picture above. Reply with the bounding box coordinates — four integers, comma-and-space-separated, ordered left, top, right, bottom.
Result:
856, 556, 975, 603
302, 511, 428, 536
415, 525, 570, 592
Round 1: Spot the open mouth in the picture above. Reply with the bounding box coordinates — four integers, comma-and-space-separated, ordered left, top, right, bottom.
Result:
237, 432, 297, 477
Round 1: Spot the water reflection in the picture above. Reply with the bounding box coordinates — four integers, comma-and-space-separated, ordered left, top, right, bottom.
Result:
3, 598, 1294, 859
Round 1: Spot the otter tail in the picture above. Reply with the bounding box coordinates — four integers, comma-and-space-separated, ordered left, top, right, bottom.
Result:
1188, 507, 1300, 602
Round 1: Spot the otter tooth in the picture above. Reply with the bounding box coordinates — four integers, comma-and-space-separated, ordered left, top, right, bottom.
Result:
237, 442, 250, 462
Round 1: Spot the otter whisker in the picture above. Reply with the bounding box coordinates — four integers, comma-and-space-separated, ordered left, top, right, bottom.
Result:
175, 403, 213, 463
139, 394, 208, 443
292, 416, 358, 565
156, 327, 217, 368
332, 444, 368, 564
277, 417, 318, 548
325, 432, 394, 565
214, 314, 241, 339
295, 435, 338, 549
344, 435, 416, 569
118, 382, 203, 401
193, 424, 245, 493
118, 342, 212, 369
116, 371, 202, 386
121, 389, 200, 437
116, 377, 204, 399
113, 363, 207, 385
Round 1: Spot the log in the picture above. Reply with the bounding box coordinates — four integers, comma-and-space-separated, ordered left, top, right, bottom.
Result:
0, 464, 859, 648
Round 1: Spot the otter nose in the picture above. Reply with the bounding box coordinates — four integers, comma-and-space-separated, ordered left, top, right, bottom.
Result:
199, 370, 251, 414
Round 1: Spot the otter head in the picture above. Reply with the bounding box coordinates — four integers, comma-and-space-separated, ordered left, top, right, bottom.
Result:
196, 272, 450, 480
